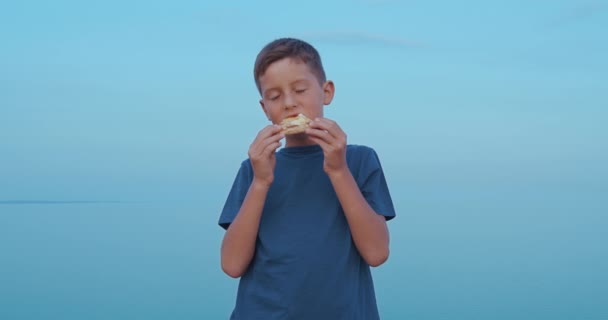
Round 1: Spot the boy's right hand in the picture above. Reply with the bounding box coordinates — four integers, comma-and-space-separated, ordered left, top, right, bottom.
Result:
248, 125, 284, 187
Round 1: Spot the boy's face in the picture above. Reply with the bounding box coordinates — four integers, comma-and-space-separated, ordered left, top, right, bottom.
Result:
258, 58, 334, 126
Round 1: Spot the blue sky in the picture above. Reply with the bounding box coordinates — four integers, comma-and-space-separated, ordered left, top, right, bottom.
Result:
1, 0, 606, 203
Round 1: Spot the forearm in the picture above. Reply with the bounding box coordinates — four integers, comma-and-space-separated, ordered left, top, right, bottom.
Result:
328, 168, 390, 267
220, 179, 269, 278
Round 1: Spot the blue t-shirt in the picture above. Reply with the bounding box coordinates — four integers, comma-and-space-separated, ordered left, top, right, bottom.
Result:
219, 144, 396, 320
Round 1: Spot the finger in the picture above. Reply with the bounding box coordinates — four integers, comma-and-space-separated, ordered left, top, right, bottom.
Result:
309, 132, 345, 154
308, 135, 332, 151
253, 125, 282, 147
262, 141, 282, 156
256, 124, 283, 140
259, 131, 284, 150
253, 128, 283, 154
306, 127, 336, 145
309, 117, 337, 129
251, 125, 283, 155
309, 118, 344, 140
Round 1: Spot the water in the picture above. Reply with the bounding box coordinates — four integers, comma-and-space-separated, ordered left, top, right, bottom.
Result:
1, 185, 606, 319
0, 202, 234, 319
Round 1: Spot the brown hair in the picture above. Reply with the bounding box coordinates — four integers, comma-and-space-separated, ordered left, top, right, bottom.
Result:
254, 38, 326, 94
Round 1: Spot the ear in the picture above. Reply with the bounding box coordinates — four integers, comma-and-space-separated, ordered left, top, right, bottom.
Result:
259, 99, 271, 121
322, 80, 335, 105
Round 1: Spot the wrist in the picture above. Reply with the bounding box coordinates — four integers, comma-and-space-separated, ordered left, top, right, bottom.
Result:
326, 167, 351, 180
251, 178, 272, 190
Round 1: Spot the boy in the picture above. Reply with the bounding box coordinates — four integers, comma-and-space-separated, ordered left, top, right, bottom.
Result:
218, 38, 396, 319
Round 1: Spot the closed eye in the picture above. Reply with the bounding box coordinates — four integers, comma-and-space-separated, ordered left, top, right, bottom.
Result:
295, 89, 307, 94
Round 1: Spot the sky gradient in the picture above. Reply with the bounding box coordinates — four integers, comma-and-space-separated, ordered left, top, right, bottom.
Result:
1, 0, 607, 319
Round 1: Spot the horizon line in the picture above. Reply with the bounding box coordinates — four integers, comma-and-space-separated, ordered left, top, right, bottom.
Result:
0, 200, 136, 205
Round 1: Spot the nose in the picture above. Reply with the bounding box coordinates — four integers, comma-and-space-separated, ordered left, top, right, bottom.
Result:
283, 92, 296, 109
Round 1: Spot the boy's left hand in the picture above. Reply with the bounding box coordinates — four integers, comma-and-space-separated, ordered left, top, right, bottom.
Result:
306, 117, 348, 176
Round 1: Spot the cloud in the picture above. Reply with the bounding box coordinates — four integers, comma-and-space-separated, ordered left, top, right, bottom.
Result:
298, 30, 426, 49
546, 1, 608, 28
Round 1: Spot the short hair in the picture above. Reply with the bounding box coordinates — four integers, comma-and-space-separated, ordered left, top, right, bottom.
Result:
254, 38, 327, 94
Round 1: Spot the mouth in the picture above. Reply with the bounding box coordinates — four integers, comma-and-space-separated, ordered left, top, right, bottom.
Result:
284, 113, 304, 120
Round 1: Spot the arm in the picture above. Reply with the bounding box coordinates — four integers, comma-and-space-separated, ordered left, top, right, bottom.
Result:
306, 118, 390, 267
221, 179, 270, 278
327, 168, 390, 267
220, 125, 284, 278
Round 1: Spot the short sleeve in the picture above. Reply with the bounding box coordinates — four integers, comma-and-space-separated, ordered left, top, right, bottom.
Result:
357, 148, 396, 221
218, 160, 253, 230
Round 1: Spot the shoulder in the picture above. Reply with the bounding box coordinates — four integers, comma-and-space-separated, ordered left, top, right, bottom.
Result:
346, 144, 376, 153
346, 144, 379, 159
239, 158, 252, 169
234, 158, 253, 178
346, 144, 383, 173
